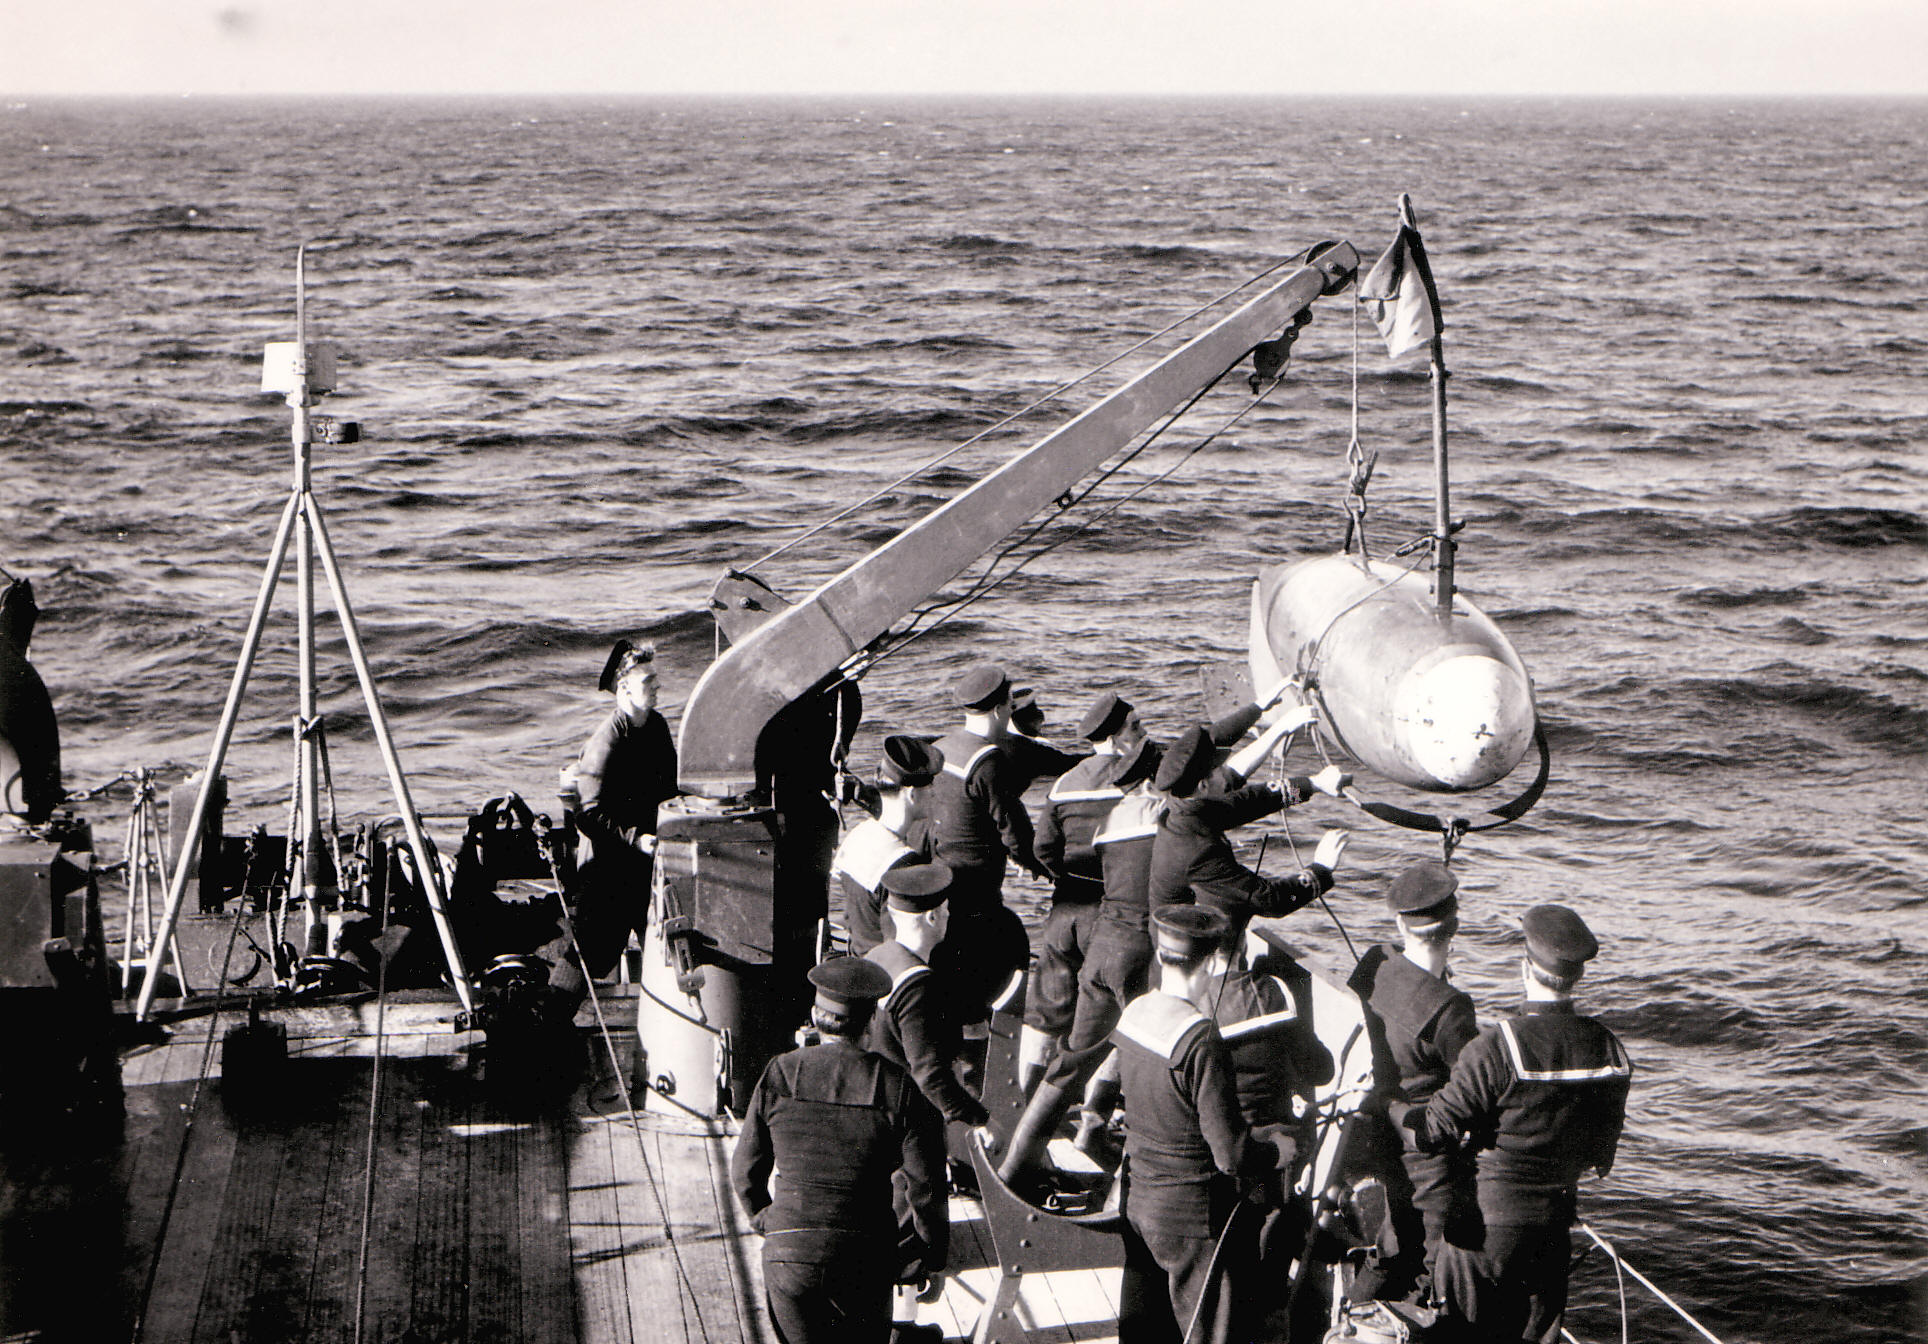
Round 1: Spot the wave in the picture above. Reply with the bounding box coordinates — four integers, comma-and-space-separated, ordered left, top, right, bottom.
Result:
925, 232, 1034, 255
1760, 505, 1927, 548
0, 398, 91, 417
1515, 504, 1928, 555
1677, 584, 1815, 609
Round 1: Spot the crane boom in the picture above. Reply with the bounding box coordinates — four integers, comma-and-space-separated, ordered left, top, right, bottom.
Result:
677, 241, 1360, 798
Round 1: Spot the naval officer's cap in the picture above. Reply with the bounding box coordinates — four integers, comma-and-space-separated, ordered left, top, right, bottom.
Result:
1520, 904, 1598, 979
1078, 691, 1135, 742
1153, 724, 1215, 796
880, 734, 943, 788
808, 956, 893, 1012
954, 662, 1011, 710
1387, 859, 1460, 919
882, 861, 953, 912
1151, 903, 1230, 959
596, 637, 655, 693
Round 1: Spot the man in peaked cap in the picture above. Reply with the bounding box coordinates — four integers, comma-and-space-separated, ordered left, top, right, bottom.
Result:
1111, 904, 1265, 1344
733, 955, 949, 1344
925, 662, 1051, 1023
864, 862, 994, 1136
1404, 904, 1632, 1344
1345, 858, 1480, 1305
928, 662, 1046, 894
570, 638, 679, 978
832, 735, 942, 956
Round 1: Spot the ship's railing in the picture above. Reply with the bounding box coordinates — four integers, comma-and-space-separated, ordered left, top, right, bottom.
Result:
1566, 1221, 1730, 1344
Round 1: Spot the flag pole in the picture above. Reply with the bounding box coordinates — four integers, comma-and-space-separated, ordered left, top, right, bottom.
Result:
1402, 194, 1455, 621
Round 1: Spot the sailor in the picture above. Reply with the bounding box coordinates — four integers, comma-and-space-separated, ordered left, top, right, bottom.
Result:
1001, 684, 1087, 790
1404, 904, 1633, 1344
1146, 712, 1350, 939
1202, 916, 1335, 1206
569, 639, 678, 978
995, 734, 1164, 1183
1113, 904, 1262, 1344
1344, 859, 1479, 1304
926, 662, 1045, 1021
0, 573, 62, 824
732, 956, 950, 1344
863, 861, 994, 1137
832, 735, 942, 957
1018, 690, 1134, 1091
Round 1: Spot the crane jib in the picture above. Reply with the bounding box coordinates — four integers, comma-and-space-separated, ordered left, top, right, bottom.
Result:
678, 242, 1362, 799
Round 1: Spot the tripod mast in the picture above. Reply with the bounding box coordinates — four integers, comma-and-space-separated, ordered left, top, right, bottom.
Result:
135, 251, 474, 1020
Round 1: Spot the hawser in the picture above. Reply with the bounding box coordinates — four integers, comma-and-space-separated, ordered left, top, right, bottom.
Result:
0, 198, 1719, 1344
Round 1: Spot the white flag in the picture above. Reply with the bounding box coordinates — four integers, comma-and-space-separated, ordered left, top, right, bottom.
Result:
1362, 220, 1441, 360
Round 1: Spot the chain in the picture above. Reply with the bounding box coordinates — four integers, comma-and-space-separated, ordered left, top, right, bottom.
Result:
1343, 295, 1378, 557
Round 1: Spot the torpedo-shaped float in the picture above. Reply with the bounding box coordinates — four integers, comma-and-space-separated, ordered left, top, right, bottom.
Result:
1249, 553, 1536, 793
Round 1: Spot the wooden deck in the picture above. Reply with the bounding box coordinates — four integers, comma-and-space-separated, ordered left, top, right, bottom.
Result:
0, 989, 1121, 1344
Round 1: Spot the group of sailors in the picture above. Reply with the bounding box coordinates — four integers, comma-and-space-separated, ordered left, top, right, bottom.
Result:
576, 644, 1633, 1344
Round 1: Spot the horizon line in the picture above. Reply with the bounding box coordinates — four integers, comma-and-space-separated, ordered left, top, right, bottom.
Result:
9, 88, 1926, 103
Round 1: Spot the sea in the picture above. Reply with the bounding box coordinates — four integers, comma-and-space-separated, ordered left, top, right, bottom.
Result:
1, 95, 1923, 1343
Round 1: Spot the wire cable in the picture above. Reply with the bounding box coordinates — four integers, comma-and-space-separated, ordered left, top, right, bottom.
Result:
741, 253, 1312, 574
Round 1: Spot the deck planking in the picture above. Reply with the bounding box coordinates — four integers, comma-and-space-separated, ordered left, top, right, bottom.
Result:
4, 990, 1132, 1343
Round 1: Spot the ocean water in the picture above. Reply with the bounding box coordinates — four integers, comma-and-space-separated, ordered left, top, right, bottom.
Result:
2, 95, 1924, 1343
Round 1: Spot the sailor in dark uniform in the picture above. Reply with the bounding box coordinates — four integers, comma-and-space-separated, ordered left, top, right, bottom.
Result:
832, 735, 942, 956
1002, 684, 1088, 789
1404, 904, 1632, 1344
569, 639, 679, 977
0, 573, 62, 824
1020, 690, 1137, 1092
1344, 859, 1479, 1304
1146, 713, 1350, 939
863, 862, 994, 1139
732, 957, 950, 1344
996, 734, 1165, 1182
1203, 916, 1334, 1211
1113, 904, 1262, 1344
926, 663, 1045, 1021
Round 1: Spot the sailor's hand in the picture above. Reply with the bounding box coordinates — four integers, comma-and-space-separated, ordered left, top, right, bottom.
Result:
1271, 702, 1318, 734
1312, 829, 1349, 871
1310, 765, 1352, 798
1258, 675, 1299, 710
915, 1272, 947, 1305
972, 1124, 999, 1157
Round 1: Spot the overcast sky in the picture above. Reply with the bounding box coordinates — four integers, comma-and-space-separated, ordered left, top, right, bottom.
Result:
4, 0, 1925, 98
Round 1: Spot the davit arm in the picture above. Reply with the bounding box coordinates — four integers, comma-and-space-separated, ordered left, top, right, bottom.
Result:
677, 241, 1362, 799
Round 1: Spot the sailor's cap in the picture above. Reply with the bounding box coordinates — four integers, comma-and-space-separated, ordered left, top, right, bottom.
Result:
1010, 686, 1044, 733
597, 638, 656, 693
1387, 860, 1460, 919
808, 956, 893, 1011
1521, 904, 1598, 978
880, 734, 943, 788
954, 663, 1011, 710
882, 861, 953, 912
1112, 736, 1161, 789
1151, 903, 1230, 959
1078, 691, 1134, 742
1153, 724, 1215, 796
